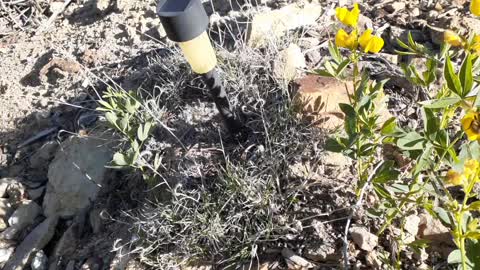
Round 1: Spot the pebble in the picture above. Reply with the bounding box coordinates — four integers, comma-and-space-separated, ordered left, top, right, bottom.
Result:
350, 226, 378, 251
31, 250, 48, 270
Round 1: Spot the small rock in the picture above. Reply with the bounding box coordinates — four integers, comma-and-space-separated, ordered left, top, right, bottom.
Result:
281, 248, 314, 268
248, 3, 322, 47
43, 136, 113, 218
6, 182, 26, 203
273, 44, 305, 81
94, 0, 110, 12
404, 215, 421, 240
29, 141, 58, 170
31, 250, 48, 270
411, 8, 420, 17
350, 226, 378, 251
0, 247, 15, 268
320, 152, 351, 169
80, 257, 102, 270
366, 251, 382, 269
0, 226, 22, 240
418, 213, 451, 243
49, 1, 64, 14
304, 243, 337, 262
8, 201, 42, 231
0, 178, 17, 198
0, 218, 7, 231
385, 2, 406, 13
3, 216, 58, 270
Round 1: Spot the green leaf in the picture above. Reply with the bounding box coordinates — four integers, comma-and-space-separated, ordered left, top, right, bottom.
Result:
397, 132, 425, 150
105, 112, 119, 128
118, 116, 129, 132
325, 137, 346, 152
98, 100, 113, 110
335, 59, 351, 76
434, 206, 452, 226
448, 249, 462, 264
328, 41, 342, 63
372, 161, 400, 184
414, 143, 433, 174
460, 53, 474, 97
312, 69, 334, 77
466, 232, 480, 240
466, 239, 480, 269
423, 97, 462, 109
422, 108, 438, 136
396, 38, 411, 50
469, 201, 480, 211
113, 152, 129, 166
444, 55, 463, 96
137, 122, 153, 142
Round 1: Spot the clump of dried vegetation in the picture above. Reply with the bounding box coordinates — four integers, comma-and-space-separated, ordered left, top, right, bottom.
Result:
97, 31, 342, 269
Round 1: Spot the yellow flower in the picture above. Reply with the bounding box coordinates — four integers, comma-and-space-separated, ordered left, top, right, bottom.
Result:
464, 159, 480, 178
444, 30, 463, 47
335, 29, 358, 50
472, 0, 480, 16
336, 3, 360, 27
462, 111, 480, 141
358, 29, 384, 53
446, 170, 466, 186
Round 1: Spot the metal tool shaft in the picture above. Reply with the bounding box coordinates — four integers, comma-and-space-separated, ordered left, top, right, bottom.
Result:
202, 69, 243, 134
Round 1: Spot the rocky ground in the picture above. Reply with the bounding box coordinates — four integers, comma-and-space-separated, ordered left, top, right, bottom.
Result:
0, 0, 478, 269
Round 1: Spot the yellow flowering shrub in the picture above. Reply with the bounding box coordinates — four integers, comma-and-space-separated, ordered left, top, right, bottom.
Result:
317, 1, 480, 269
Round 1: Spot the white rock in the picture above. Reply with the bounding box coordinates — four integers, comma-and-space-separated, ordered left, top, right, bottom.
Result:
3, 217, 58, 270
0, 246, 15, 268
43, 137, 112, 218
418, 213, 451, 243
350, 226, 378, 251
404, 214, 421, 243
31, 250, 48, 270
8, 201, 42, 231
273, 44, 305, 81
248, 3, 322, 47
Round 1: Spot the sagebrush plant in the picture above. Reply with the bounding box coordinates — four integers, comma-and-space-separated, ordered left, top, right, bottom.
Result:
317, 1, 480, 269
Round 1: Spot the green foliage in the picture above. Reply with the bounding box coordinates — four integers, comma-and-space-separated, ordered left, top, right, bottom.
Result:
319, 25, 480, 270
97, 88, 157, 184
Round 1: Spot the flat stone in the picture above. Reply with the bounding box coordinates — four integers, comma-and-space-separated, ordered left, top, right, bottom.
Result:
418, 213, 451, 244
293, 76, 352, 130
43, 136, 112, 218
248, 3, 322, 48
3, 216, 58, 270
350, 226, 378, 251
8, 201, 42, 231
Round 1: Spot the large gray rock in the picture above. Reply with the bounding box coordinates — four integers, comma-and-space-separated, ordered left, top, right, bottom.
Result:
3, 216, 58, 270
8, 200, 42, 232
43, 137, 112, 218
